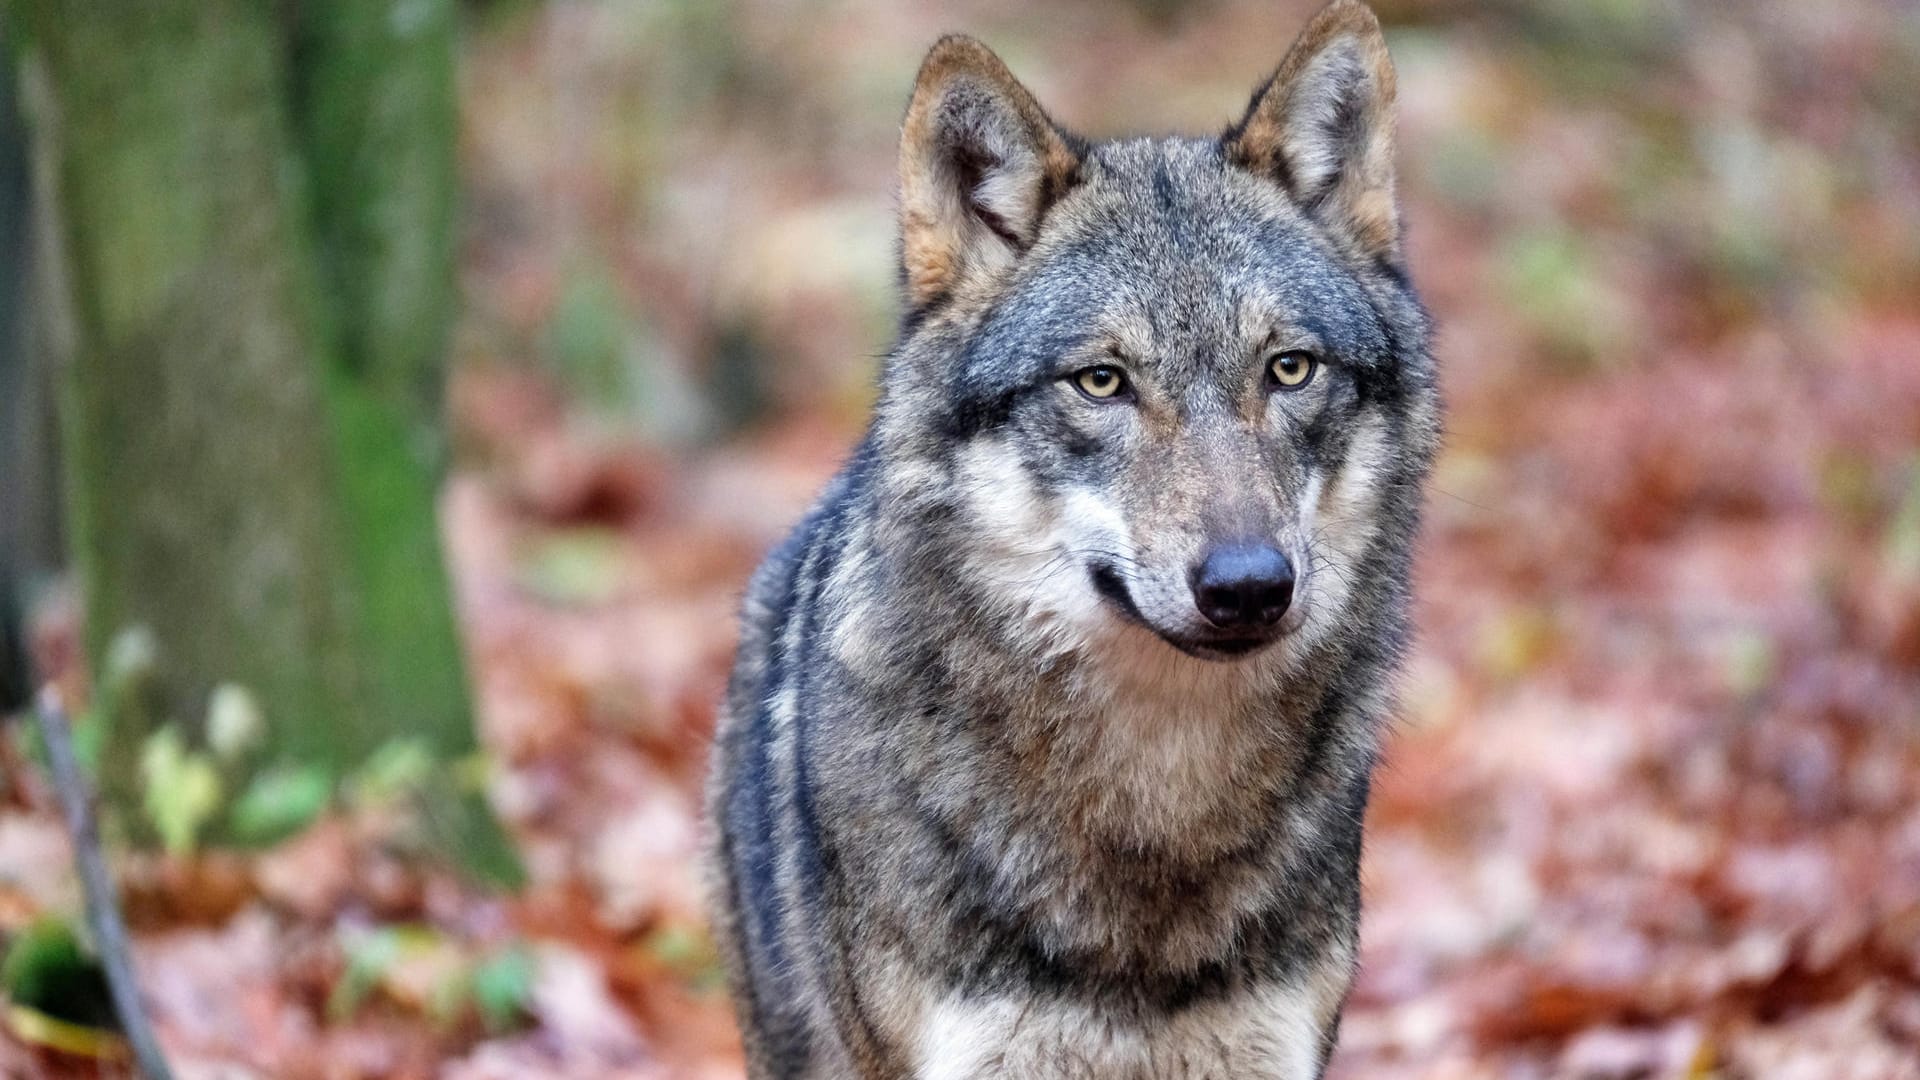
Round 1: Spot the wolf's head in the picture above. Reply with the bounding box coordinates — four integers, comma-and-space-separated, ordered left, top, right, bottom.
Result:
873, 0, 1440, 671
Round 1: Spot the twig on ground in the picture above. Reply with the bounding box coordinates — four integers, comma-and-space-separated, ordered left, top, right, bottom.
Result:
33, 686, 175, 1080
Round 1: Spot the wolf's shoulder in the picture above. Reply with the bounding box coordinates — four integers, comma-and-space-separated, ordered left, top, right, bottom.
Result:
726, 434, 885, 731
739, 435, 880, 631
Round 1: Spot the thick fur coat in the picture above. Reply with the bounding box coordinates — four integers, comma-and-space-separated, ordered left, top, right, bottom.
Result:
708, 3, 1441, 1076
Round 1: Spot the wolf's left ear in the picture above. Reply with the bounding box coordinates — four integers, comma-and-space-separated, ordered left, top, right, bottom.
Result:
1225, 0, 1401, 263
899, 36, 1082, 309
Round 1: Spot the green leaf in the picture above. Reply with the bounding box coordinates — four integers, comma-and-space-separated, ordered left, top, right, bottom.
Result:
0, 919, 117, 1031
69, 709, 106, 777
345, 737, 435, 808
1886, 463, 1920, 584
1721, 629, 1777, 699
548, 270, 627, 397
329, 926, 408, 1021
139, 726, 222, 856
513, 528, 627, 608
427, 968, 470, 1030
469, 945, 537, 1032
644, 922, 725, 992
228, 764, 332, 845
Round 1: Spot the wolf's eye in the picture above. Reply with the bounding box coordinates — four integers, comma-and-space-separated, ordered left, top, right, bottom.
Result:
1267, 350, 1317, 390
1074, 365, 1128, 401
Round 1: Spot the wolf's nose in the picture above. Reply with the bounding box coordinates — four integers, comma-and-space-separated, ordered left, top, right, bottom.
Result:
1192, 544, 1295, 630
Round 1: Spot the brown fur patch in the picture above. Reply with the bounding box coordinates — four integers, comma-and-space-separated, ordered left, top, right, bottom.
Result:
899, 36, 1082, 308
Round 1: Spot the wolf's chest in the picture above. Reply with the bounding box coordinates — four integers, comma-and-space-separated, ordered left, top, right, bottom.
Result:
909, 974, 1346, 1080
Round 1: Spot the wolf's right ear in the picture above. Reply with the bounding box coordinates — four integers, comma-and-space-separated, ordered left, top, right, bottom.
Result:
1225, 0, 1401, 264
898, 36, 1082, 310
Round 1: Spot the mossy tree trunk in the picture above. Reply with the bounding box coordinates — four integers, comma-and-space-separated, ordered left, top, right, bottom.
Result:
288, 0, 479, 769
16, 0, 519, 883
1, 18, 38, 714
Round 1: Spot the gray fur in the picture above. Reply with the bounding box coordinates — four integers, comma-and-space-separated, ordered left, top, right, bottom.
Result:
708, 5, 1439, 1077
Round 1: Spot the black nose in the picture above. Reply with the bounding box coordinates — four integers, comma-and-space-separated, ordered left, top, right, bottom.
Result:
1192, 544, 1295, 630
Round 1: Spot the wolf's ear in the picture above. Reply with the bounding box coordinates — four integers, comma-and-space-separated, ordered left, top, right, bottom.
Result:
899, 36, 1082, 308
1225, 0, 1400, 263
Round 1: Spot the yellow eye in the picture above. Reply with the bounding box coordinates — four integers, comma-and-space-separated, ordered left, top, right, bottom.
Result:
1074, 365, 1128, 400
1267, 350, 1317, 389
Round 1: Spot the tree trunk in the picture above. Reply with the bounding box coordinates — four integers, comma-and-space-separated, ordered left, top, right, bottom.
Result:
293, 0, 460, 419
18, 0, 518, 883
27, 0, 368, 771
286, 0, 519, 881
288, 0, 477, 766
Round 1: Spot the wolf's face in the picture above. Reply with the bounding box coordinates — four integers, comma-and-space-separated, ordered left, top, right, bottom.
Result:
879, 2, 1437, 666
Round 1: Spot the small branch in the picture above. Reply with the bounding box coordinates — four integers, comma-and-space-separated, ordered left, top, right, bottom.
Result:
33, 686, 175, 1080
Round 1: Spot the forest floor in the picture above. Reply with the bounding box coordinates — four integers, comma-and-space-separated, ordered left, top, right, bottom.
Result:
6, 0, 1920, 1077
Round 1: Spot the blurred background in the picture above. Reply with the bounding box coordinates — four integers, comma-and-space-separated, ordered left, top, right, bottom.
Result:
2, 0, 1919, 1077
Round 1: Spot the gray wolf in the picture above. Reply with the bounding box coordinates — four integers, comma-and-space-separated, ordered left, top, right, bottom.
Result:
706, 2, 1439, 1075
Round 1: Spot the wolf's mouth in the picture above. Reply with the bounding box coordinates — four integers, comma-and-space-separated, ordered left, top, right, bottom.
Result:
1088, 563, 1149, 624
1087, 563, 1282, 662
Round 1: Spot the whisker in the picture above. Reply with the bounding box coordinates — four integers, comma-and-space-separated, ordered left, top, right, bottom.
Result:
1431, 486, 1496, 516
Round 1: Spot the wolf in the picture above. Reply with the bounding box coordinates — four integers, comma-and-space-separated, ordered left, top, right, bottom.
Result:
706, 2, 1440, 1076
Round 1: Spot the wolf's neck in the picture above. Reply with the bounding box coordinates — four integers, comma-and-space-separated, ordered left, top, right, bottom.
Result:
874, 579, 1374, 973
861, 580, 1320, 851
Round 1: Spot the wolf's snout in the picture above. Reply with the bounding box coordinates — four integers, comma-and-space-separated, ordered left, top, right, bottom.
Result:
1191, 544, 1295, 630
